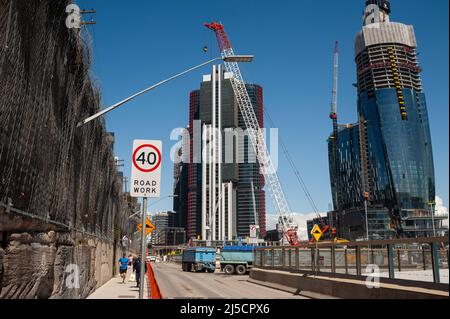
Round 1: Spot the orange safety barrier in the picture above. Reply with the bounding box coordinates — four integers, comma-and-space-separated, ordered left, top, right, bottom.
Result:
146, 261, 163, 299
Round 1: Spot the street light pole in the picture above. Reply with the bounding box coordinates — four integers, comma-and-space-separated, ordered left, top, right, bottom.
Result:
77, 55, 254, 127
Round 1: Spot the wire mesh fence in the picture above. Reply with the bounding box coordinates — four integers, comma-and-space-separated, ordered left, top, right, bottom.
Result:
0, 0, 134, 241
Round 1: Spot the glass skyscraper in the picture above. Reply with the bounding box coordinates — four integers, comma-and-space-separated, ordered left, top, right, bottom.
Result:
327, 0, 445, 240
185, 68, 266, 241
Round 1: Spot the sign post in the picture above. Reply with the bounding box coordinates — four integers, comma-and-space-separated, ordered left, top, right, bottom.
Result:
311, 224, 323, 274
131, 140, 162, 299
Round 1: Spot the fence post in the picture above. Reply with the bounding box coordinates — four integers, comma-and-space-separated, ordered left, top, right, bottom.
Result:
331, 246, 336, 274
260, 249, 264, 268
344, 248, 348, 275
422, 246, 427, 270
387, 244, 395, 279
397, 249, 402, 272
288, 249, 292, 269
295, 248, 300, 271
262, 249, 266, 268
356, 246, 362, 277
271, 248, 275, 268
431, 242, 441, 284
311, 248, 315, 273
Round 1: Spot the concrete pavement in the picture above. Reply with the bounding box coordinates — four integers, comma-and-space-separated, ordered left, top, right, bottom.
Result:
88, 270, 149, 299
152, 262, 307, 299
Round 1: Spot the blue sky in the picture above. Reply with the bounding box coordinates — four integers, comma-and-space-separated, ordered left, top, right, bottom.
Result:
76, 0, 449, 217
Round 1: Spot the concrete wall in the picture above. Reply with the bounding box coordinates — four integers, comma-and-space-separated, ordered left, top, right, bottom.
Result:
0, 231, 119, 299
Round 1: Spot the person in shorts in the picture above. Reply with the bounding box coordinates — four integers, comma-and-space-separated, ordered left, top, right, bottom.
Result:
118, 253, 129, 283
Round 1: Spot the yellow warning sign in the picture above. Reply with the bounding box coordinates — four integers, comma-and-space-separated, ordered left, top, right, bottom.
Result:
138, 218, 155, 236
311, 224, 323, 242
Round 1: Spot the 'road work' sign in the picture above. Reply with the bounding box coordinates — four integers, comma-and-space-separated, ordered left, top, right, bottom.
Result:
130, 140, 162, 198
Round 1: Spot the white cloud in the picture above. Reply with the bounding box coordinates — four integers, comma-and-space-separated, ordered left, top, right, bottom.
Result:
435, 196, 449, 228
266, 212, 326, 240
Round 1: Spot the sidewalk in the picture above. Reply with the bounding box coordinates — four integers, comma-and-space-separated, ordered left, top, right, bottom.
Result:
88, 271, 149, 299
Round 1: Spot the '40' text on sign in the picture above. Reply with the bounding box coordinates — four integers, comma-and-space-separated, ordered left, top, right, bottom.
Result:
130, 140, 162, 198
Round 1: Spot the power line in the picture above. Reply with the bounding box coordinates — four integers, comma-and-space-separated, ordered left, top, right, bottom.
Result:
264, 107, 323, 221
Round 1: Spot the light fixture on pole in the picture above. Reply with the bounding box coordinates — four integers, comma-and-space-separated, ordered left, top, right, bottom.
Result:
77, 56, 254, 127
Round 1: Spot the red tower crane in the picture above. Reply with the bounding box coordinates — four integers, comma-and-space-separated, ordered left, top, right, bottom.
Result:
205, 22, 300, 245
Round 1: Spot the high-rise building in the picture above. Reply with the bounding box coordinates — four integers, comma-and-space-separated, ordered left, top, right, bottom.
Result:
185, 65, 266, 241
151, 211, 177, 245
155, 228, 186, 246
326, 0, 446, 240
173, 143, 189, 231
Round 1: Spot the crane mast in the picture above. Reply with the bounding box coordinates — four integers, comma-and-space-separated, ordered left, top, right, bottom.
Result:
205, 22, 299, 245
330, 41, 339, 120
330, 41, 340, 232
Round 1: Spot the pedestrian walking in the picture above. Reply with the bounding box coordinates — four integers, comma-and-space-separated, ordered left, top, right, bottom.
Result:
128, 254, 136, 282
118, 253, 129, 284
133, 255, 147, 288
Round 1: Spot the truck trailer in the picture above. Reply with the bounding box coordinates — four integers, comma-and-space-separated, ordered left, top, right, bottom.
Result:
220, 246, 254, 275
181, 247, 216, 273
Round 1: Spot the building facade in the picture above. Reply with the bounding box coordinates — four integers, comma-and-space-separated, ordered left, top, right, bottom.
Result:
185, 66, 266, 241
173, 144, 189, 233
155, 228, 186, 246
326, 0, 446, 240
151, 211, 178, 245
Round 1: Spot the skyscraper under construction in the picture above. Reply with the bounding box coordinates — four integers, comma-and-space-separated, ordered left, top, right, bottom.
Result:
183, 66, 266, 241
327, 0, 446, 240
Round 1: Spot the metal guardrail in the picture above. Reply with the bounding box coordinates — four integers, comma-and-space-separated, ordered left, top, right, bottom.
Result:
254, 236, 449, 286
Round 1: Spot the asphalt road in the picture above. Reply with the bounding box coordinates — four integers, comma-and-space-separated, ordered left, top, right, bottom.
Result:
151, 262, 307, 299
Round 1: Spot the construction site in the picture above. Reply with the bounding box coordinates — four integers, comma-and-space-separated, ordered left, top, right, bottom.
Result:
0, 0, 448, 301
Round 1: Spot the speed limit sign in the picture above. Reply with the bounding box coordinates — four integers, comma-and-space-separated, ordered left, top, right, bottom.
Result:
131, 140, 162, 198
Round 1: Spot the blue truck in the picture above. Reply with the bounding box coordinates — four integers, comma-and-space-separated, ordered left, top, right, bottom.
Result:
181, 247, 217, 273
220, 246, 255, 275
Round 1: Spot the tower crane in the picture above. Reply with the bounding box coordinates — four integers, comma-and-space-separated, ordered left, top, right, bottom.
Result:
328, 41, 340, 239
205, 22, 299, 245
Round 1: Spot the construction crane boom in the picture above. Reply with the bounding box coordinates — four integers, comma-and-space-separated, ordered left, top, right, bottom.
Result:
330, 41, 339, 119
205, 22, 299, 245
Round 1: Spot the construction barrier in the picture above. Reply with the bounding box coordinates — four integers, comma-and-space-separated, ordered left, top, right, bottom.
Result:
146, 261, 163, 299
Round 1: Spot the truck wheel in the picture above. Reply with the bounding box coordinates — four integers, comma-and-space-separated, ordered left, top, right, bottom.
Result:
186, 263, 192, 272
207, 268, 215, 273
223, 264, 235, 275
236, 265, 247, 275
182, 263, 186, 271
